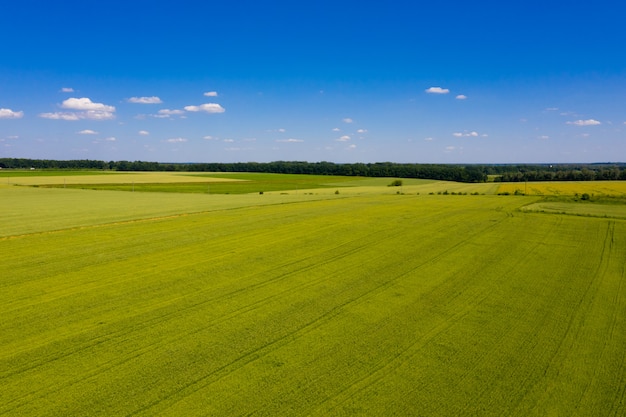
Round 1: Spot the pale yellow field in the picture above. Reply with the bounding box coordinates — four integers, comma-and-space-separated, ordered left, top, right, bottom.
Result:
3, 172, 242, 186
497, 180, 626, 196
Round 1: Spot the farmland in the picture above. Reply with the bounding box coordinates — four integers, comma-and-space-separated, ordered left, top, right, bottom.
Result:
1, 172, 625, 416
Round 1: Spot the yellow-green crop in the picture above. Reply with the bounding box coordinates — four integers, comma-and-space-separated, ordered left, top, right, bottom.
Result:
1, 181, 625, 416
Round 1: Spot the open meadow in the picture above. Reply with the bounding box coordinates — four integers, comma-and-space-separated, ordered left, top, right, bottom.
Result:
1, 171, 625, 416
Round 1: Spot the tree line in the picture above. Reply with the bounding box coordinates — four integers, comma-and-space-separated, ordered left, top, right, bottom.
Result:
1, 158, 625, 183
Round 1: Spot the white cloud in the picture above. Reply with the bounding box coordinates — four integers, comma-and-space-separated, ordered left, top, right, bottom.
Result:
184, 103, 225, 113
39, 112, 81, 121
337, 135, 351, 142
567, 119, 601, 126
223, 139, 235, 143
356, 128, 368, 133
43, 98, 116, 120
204, 91, 218, 97
539, 135, 550, 140
83, 110, 115, 120
348, 144, 357, 149
165, 137, 187, 143
424, 137, 433, 141
278, 128, 286, 133
332, 127, 341, 132
138, 130, 150, 136
154, 109, 185, 118
455, 94, 467, 100
77, 129, 98, 135
445, 146, 456, 151
0, 108, 24, 119
60, 87, 75, 93
453, 131, 481, 137
104, 137, 116, 141
62, 97, 115, 112
276, 138, 304, 143
545, 107, 559, 111
425, 87, 450, 94
342, 118, 353, 123
203, 135, 217, 140
127, 96, 163, 104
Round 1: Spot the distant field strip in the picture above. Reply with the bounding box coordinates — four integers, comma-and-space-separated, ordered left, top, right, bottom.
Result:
1, 192, 624, 415
498, 180, 626, 196
522, 201, 626, 219
0, 185, 347, 237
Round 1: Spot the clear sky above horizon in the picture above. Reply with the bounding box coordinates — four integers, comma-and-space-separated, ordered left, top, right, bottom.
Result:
1, 0, 625, 164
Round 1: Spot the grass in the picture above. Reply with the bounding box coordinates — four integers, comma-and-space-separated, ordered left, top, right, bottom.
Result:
1, 175, 625, 415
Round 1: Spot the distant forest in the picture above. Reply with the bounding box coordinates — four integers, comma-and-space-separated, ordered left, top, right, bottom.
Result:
2, 158, 626, 183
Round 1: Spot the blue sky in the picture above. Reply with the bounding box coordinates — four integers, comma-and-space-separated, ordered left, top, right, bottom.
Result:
1, 0, 625, 163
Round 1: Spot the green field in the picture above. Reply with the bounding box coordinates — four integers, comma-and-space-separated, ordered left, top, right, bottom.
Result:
1, 173, 625, 416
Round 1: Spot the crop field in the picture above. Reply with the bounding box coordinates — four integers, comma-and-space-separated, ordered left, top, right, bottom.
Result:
497, 180, 626, 197
1, 173, 625, 416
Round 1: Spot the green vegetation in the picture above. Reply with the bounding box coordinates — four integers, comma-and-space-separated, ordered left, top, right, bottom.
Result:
47, 173, 363, 194
1, 174, 625, 416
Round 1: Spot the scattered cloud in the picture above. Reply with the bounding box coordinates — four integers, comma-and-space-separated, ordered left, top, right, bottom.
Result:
356, 128, 368, 133
425, 87, 450, 94
39, 112, 81, 121
332, 127, 341, 132
278, 128, 286, 133
455, 94, 467, 100
424, 137, 433, 141
203, 135, 217, 140
165, 137, 187, 143
138, 130, 149, 136
337, 135, 351, 142
62, 97, 115, 112
184, 103, 225, 113
348, 144, 357, 149
0, 108, 24, 119
60, 87, 75, 93
154, 109, 185, 118
453, 131, 480, 137
41, 97, 117, 120
539, 135, 550, 140
445, 146, 456, 152
77, 129, 98, 135
567, 119, 601, 126
104, 137, 116, 141
545, 107, 559, 111
127, 96, 162, 104
223, 139, 235, 143
204, 91, 218, 97
342, 118, 353, 123
276, 138, 304, 143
